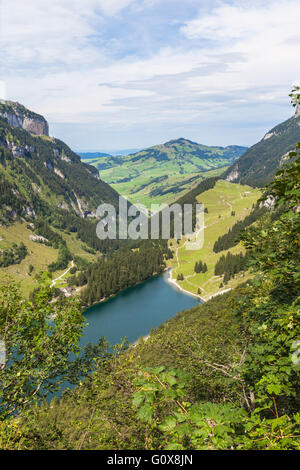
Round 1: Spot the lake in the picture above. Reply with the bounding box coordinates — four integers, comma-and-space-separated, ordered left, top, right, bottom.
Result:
81, 270, 200, 347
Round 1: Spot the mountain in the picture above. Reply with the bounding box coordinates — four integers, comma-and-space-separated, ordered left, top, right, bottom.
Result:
0, 100, 124, 295
91, 138, 247, 207
96, 138, 247, 171
0, 100, 119, 224
223, 106, 300, 187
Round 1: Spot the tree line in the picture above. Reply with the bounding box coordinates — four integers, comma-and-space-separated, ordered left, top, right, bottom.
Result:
214, 251, 250, 283
68, 240, 171, 306
213, 205, 266, 253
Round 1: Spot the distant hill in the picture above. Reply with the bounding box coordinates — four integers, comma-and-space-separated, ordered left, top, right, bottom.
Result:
78, 152, 112, 159
78, 148, 141, 159
92, 138, 247, 207
223, 106, 300, 187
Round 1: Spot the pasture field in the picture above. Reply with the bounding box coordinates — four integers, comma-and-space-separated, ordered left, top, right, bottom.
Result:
102, 166, 229, 208
84, 138, 246, 208
0, 222, 99, 296
167, 180, 262, 300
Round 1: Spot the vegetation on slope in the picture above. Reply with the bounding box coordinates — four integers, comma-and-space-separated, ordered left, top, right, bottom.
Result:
213, 204, 267, 253
223, 107, 300, 187
90, 139, 246, 207
0, 92, 299, 451
0, 103, 146, 293
0, 140, 299, 450
0, 242, 27, 268
69, 240, 171, 306
168, 180, 261, 300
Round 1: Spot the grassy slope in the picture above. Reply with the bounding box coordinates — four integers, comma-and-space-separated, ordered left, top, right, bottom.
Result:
167, 180, 261, 300
0, 222, 99, 297
84, 139, 246, 208
108, 166, 229, 208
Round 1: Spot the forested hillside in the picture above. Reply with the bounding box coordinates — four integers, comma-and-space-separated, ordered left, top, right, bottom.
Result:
69, 239, 171, 306
0, 104, 119, 225
1, 144, 298, 450
223, 106, 300, 187
0, 102, 172, 296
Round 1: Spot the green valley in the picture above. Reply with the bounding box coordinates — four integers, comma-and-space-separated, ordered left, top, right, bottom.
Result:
83, 139, 247, 207
1, 0, 300, 452
0, 222, 99, 297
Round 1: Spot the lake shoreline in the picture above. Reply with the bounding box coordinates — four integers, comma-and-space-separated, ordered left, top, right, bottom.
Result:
166, 268, 205, 301
84, 269, 168, 309
82, 269, 198, 349
165, 267, 232, 303
83, 267, 230, 347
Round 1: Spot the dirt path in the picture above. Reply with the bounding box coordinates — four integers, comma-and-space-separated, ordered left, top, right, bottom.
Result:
50, 260, 74, 288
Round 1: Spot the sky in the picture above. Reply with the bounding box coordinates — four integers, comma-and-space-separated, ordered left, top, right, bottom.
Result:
1, 0, 300, 151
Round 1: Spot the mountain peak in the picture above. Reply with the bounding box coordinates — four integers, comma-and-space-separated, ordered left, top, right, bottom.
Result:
165, 137, 197, 146
0, 99, 49, 136
294, 104, 300, 118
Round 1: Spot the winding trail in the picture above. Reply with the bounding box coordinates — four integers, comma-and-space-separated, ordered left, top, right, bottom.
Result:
50, 260, 74, 288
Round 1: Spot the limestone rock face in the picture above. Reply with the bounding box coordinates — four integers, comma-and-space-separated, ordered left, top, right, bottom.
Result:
0, 100, 49, 136
225, 162, 240, 182
22, 115, 49, 135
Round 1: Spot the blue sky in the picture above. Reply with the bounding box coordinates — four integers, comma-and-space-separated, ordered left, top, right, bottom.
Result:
1, 0, 300, 151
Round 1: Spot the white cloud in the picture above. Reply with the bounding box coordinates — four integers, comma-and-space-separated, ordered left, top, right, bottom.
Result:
0, 81, 6, 100
96, 0, 136, 15
180, 1, 300, 100
1, 0, 299, 148
181, 1, 300, 42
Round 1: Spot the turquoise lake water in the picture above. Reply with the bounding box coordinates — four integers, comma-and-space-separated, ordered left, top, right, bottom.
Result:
81, 270, 200, 347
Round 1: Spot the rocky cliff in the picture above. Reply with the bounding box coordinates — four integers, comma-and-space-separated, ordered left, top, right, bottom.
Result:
0, 100, 119, 224
0, 100, 49, 136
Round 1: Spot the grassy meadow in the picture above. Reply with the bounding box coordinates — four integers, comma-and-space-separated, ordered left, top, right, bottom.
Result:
83, 138, 247, 208
167, 180, 262, 300
0, 222, 99, 297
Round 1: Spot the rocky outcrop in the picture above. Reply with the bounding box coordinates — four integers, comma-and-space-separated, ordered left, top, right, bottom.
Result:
86, 168, 101, 180
29, 234, 49, 243
260, 195, 275, 209
223, 106, 300, 187
54, 167, 65, 179
6, 140, 35, 158
225, 162, 239, 182
0, 99, 120, 226
60, 153, 71, 163
0, 100, 49, 136
44, 160, 53, 170
263, 131, 278, 140
280, 150, 293, 166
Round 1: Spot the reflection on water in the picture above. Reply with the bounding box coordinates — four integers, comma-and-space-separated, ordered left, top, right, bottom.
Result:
82, 271, 200, 347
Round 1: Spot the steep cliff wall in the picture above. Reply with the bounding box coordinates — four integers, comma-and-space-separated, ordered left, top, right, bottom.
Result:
0, 100, 49, 136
